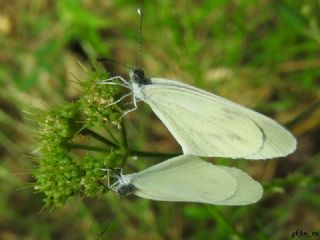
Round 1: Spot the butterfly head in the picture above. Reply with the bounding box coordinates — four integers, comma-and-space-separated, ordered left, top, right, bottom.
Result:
130, 68, 151, 85
117, 183, 137, 196
108, 171, 137, 196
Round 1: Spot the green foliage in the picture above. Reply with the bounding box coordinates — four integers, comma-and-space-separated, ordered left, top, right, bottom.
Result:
0, 0, 319, 239
33, 68, 126, 207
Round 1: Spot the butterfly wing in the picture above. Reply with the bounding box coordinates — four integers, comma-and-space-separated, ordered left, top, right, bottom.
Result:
129, 155, 237, 203
139, 78, 296, 159
213, 166, 263, 205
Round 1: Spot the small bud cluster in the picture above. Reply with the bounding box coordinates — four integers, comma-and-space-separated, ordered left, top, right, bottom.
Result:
81, 70, 124, 128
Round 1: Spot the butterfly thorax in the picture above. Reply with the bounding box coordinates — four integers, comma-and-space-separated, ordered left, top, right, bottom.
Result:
130, 68, 151, 100
130, 68, 151, 85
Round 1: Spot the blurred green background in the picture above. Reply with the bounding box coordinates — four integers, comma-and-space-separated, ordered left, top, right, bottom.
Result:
1, 0, 320, 239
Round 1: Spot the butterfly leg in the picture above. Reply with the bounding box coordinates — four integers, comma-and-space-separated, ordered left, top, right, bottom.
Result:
124, 99, 142, 106
109, 179, 122, 191
116, 167, 123, 176
120, 95, 138, 119
98, 76, 131, 88
96, 81, 132, 90
109, 76, 130, 85
100, 168, 112, 188
105, 92, 133, 108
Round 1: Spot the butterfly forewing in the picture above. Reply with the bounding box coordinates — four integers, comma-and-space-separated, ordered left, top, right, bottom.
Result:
138, 78, 296, 159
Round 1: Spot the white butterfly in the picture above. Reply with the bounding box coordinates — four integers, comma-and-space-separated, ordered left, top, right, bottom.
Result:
98, 68, 297, 159
107, 155, 263, 205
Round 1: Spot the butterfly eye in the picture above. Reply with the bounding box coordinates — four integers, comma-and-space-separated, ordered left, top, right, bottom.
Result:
131, 68, 151, 85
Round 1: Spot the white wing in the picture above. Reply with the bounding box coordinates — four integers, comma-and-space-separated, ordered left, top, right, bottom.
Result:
138, 78, 296, 159
213, 166, 263, 205
128, 155, 237, 203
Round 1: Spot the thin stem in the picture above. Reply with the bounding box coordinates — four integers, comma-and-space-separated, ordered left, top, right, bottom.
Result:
72, 144, 180, 158
72, 144, 112, 152
103, 125, 119, 144
120, 120, 129, 167
129, 149, 179, 158
82, 128, 118, 148
121, 120, 128, 149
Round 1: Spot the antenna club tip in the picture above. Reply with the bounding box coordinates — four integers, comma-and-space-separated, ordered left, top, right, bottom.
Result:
137, 8, 142, 15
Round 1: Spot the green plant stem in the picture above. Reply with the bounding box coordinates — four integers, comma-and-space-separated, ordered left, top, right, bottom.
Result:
129, 149, 179, 158
103, 125, 119, 144
72, 144, 180, 158
121, 120, 128, 149
120, 120, 129, 167
72, 144, 111, 152
82, 128, 118, 148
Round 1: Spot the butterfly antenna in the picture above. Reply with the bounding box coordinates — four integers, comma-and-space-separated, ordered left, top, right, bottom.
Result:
137, 8, 143, 69
97, 57, 132, 70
